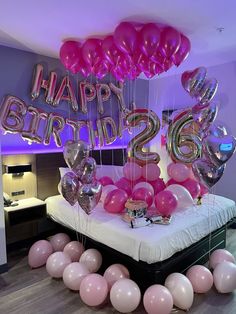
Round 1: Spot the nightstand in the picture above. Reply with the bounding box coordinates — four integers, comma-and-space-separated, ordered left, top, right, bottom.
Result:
4, 198, 46, 244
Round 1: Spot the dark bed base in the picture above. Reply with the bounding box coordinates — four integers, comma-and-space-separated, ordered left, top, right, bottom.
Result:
53, 220, 228, 292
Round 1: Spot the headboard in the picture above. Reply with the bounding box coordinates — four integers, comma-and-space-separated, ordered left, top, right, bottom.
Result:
36, 148, 126, 200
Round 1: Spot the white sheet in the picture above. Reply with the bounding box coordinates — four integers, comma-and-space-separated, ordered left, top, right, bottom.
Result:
46, 194, 236, 264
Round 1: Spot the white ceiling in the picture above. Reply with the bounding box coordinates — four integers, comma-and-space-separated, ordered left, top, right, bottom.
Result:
0, 0, 236, 76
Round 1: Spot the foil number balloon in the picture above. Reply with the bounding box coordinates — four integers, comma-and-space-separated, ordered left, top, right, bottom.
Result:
126, 109, 160, 166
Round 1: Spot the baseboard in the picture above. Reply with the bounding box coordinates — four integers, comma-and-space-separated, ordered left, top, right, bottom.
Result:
0, 263, 8, 274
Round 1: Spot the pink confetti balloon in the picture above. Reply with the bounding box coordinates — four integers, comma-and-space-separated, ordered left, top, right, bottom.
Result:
49, 233, 71, 252
209, 249, 235, 269
186, 265, 213, 293
104, 264, 130, 290
79, 248, 102, 273
46, 252, 71, 278
63, 241, 85, 262
63, 262, 89, 291
143, 284, 173, 314
28, 240, 53, 268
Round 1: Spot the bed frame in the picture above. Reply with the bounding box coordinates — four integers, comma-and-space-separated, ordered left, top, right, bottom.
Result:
36, 150, 232, 291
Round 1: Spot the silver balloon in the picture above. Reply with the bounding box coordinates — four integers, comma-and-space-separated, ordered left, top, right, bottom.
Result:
192, 159, 225, 188
198, 78, 218, 104
77, 181, 102, 215
207, 123, 228, 137
192, 102, 218, 132
203, 134, 236, 166
63, 140, 89, 172
61, 172, 80, 206
181, 67, 207, 96
78, 157, 97, 184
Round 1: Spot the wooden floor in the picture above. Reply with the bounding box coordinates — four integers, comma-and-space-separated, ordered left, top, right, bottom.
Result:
0, 228, 235, 314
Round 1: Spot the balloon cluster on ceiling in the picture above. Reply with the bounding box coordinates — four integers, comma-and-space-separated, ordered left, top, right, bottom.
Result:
59, 22, 191, 81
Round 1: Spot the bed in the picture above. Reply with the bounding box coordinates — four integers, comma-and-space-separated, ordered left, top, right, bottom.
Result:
36, 151, 236, 290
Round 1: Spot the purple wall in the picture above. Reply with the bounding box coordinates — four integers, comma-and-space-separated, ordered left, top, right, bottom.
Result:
0, 45, 149, 154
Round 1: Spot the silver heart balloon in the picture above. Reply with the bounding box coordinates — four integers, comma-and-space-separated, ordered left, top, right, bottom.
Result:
192, 159, 225, 188
192, 102, 218, 131
61, 172, 80, 206
198, 78, 218, 104
63, 140, 89, 172
203, 134, 236, 166
77, 181, 102, 215
181, 67, 207, 96
78, 157, 97, 184
207, 123, 228, 137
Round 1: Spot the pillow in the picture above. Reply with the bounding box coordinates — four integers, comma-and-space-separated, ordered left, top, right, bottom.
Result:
96, 165, 123, 183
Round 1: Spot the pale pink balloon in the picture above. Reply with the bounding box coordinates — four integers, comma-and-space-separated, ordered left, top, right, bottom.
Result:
63, 241, 85, 262
79, 248, 102, 273
80, 273, 108, 306
123, 162, 142, 182
213, 261, 236, 293
100, 184, 118, 203
104, 189, 128, 213
133, 181, 154, 196
110, 278, 141, 313
165, 273, 194, 310
167, 163, 175, 177
186, 265, 213, 293
99, 176, 114, 186
28, 240, 53, 268
165, 184, 193, 209
142, 163, 161, 181
46, 252, 71, 278
63, 262, 89, 291
143, 284, 173, 314
104, 264, 130, 290
209, 249, 235, 269
132, 187, 153, 208
170, 163, 191, 182
49, 233, 71, 252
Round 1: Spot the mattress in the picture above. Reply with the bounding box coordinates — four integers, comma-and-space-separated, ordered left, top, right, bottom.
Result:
46, 194, 236, 264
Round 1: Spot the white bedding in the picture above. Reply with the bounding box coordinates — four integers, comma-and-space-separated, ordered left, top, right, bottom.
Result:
46, 194, 236, 264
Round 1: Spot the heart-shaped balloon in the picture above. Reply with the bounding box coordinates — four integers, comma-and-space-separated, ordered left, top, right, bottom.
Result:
181, 67, 207, 96
207, 123, 228, 137
63, 140, 89, 172
78, 157, 97, 184
61, 172, 80, 206
203, 134, 236, 166
192, 102, 218, 131
192, 159, 225, 188
198, 78, 218, 104
77, 181, 102, 215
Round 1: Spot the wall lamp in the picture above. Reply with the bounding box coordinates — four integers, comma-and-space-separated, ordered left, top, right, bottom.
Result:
3, 164, 32, 177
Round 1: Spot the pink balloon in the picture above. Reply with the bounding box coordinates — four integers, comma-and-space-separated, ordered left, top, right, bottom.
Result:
139, 23, 161, 57
49, 233, 71, 252
114, 22, 137, 56
186, 265, 213, 293
59, 41, 80, 70
63, 262, 89, 291
165, 184, 194, 209
133, 181, 154, 196
132, 187, 153, 208
167, 163, 176, 177
79, 248, 102, 273
143, 284, 173, 314
142, 163, 161, 181
165, 273, 194, 310
46, 252, 71, 278
155, 190, 178, 216
166, 178, 178, 186
104, 189, 128, 213
80, 273, 108, 307
81, 38, 102, 69
213, 261, 236, 293
115, 177, 132, 196
151, 178, 166, 194
160, 27, 181, 58
209, 249, 235, 270
102, 35, 121, 65
99, 176, 114, 186
104, 264, 130, 290
123, 162, 142, 182
63, 241, 85, 262
93, 60, 110, 79
172, 34, 191, 67
110, 278, 141, 313
28, 240, 53, 268
100, 184, 118, 203
182, 179, 201, 199
170, 163, 191, 182
199, 182, 209, 196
